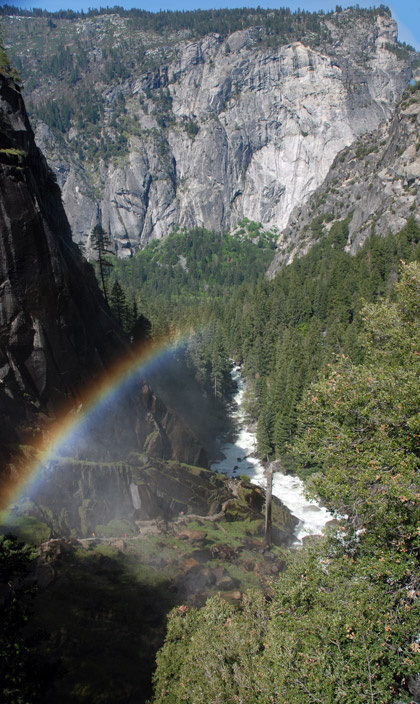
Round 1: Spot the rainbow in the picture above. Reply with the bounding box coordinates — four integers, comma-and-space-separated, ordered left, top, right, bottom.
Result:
0, 330, 191, 515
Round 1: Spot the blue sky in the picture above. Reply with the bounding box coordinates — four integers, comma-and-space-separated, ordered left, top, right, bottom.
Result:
2, 0, 420, 50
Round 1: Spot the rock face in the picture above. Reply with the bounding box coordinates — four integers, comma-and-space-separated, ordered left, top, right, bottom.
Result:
0, 72, 207, 488
0, 74, 124, 422
267, 82, 420, 275
6, 8, 416, 256
25, 456, 229, 536
14, 455, 298, 547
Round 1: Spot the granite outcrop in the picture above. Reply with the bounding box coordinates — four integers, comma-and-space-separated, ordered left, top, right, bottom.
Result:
267, 81, 420, 275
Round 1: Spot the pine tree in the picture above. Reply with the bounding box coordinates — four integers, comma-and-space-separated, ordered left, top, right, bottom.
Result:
131, 313, 152, 344
210, 325, 230, 399
256, 380, 275, 460
91, 224, 114, 303
109, 280, 129, 332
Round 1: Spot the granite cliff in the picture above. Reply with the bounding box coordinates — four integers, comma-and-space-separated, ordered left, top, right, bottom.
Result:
0, 75, 125, 410
267, 80, 420, 275
5, 6, 417, 256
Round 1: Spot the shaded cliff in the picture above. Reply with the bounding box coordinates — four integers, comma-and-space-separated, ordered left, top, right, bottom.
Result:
0, 75, 126, 410
0, 71, 125, 471
0, 71, 207, 487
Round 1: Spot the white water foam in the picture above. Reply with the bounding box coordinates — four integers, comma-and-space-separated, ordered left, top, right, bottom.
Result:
210, 366, 332, 541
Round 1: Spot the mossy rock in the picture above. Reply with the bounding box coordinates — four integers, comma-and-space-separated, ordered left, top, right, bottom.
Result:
238, 484, 264, 512
224, 501, 251, 522
244, 519, 265, 537
0, 514, 50, 544
94, 519, 137, 538
132, 458, 230, 519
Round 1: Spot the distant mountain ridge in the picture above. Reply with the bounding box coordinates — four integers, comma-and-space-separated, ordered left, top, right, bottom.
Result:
4, 5, 418, 256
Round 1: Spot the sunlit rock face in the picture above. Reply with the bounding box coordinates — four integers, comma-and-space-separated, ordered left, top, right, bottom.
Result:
25, 10, 415, 255
266, 79, 420, 276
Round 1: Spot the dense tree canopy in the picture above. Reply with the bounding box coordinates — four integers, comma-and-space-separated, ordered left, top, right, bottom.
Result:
107, 218, 420, 470
152, 261, 420, 704
1, 4, 390, 42
221, 218, 420, 464
293, 262, 420, 547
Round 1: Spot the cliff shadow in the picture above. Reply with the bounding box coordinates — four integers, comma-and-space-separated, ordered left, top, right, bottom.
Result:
33, 541, 177, 704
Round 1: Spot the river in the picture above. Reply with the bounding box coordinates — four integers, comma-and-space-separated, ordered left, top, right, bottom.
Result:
210, 366, 332, 542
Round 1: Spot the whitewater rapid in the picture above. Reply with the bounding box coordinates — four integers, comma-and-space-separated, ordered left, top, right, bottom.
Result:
210, 366, 332, 542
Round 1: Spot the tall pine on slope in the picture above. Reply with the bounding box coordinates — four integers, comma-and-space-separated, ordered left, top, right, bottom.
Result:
91, 224, 114, 303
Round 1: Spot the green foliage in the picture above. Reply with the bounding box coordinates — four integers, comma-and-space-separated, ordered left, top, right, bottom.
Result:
41, 44, 74, 78
184, 120, 199, 138
216, 217, 420, 462
153, 543, 420, 703
152, 269, 420, 701
150, 88, 174, 129
32, 85, 124, 163
310, 213, 326, 237
384, 41, 414, 61
355, 142, 379, 159
0, 147, 26, 164
0, 514, 50, 544
187, 322, 232, 401
0, 30, 22, 84
153, 592, 267, 703
234, 218, 277, 248
37, 97, 74, 133
94, 518, 137, 537
2, 4, 387, 44
256, 379, 275, 459
109, 227, 275, 336
103, 47, 130, 83
327, 215, 351, 249
109, 280, 130, 333
293, 262, 420, 545
0, 42, 10, 73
